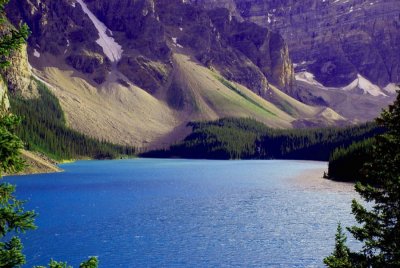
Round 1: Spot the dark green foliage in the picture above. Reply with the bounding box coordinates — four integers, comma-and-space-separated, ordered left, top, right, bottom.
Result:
0, 182, 36, 268
9, 80, 136, 160
348, 92, 400, 267
0, 1, 36, 267
0, 115, 24, 176
0, 3, 29, 69
34, 260, 71, 268
143, 118, 382, 161
258, 124, 380, 160
34, 257, 98, 268
0, 2, 99, 266
323, 224, 352, 268
328, 139, 374, 182
79, 257, 98, 268
325, 91, 400, 267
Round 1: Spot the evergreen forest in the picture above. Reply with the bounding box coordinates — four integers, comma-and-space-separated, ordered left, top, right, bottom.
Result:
9, 80, 136, 160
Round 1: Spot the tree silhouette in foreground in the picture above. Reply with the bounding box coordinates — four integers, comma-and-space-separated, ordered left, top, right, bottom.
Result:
0, 1, 35, 265
324, 90, 400, 267
0, 1, 98, 267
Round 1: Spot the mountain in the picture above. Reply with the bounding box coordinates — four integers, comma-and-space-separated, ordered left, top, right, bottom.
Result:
3, 0, 394, 148
191, 0, 399, 121
192, 0, 400, 87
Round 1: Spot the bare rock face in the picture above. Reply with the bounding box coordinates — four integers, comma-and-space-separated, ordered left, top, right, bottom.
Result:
157, 1, 294, 93
6, 0, 111, 85
0, 78, 10, 111
192, 0, 400, 88
1, 44, 38, 98
0, 19, 37, 99
7, 0, 295, 97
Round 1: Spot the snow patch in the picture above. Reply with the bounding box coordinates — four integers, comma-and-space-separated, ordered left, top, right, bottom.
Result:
76, 0, 123, 62
342, 74, 387, 97
295, 72, 390, 97
383, 83, 399, 94
267, 13, 272, 24
33, 49, 40, 58
295, 72, 324, 87
171, 37, 184, 48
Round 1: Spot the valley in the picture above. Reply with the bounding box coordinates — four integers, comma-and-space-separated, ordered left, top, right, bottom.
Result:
3, 0, 397, 150
0, 1, 399, 267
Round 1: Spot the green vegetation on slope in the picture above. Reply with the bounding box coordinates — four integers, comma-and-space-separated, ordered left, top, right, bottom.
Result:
142, 118, 382, 160
9, 80, 135, 160
215, 76, 276, 116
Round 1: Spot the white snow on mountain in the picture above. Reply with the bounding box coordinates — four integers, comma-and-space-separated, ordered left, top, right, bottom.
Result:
76, 0, 123, 62
296, 72, 392, 97
383, 83, 399, 94
295, 72, 324, 87
33, 49, 40, 58
172, 37, 184, 48
342, 74, 387, 97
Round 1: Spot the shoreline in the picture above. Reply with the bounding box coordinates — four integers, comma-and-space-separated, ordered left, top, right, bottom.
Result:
291, 164, 355, 192
11, 150, 63, 176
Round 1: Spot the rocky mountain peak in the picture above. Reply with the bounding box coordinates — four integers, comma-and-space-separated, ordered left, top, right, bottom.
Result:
2, 0, 396, 147
192, 0, 400, 89
7, 0, 295, 94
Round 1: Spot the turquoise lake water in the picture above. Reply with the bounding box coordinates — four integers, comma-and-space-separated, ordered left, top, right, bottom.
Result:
5, 159, 358, 267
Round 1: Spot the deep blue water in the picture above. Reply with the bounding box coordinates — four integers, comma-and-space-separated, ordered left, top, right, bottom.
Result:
5, 159, 358, 267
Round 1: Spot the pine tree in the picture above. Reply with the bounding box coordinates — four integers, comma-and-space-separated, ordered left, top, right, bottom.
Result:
325, 89, 400, 267
0, 1, 35, 267
0, 1, 98, 267
323, 224, 352, 268
347, 89, 400, 267
34, 257, 98, 268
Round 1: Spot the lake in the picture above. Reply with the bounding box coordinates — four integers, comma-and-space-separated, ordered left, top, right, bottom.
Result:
5, 159, 358, 267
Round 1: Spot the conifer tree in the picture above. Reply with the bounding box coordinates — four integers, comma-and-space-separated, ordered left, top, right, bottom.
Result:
0, 1, 98, 267
323, 224, 352, 268
347, 89, 400, 267
0, 1, 35, 266
325, 89, 400, 267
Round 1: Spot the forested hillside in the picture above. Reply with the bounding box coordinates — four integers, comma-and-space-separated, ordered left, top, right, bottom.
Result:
142, 118, 382, 160
327, 139, 374, 182
10, 80, 136, 160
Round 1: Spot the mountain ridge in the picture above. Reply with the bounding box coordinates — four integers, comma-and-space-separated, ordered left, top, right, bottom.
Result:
2, 0, 395, 148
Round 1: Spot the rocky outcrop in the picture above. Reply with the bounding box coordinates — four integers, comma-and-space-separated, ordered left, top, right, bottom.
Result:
0, 17, 36, 99
6, 0, 111, 85
7, 0, 295, 97
158, 1, 294, 94
0, 78, 10, 111
192, 0, 400, 88
6, 0, 378, 147
0, 44, 37, 98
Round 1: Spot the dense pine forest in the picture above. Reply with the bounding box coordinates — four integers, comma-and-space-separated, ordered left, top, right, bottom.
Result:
142, 118, 383, 161
10, 80, 136, 160
327, 139, 374, 182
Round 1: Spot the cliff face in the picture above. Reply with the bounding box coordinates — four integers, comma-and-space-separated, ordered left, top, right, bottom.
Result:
7, 0, 294, 94
192, 0, 400, 88
0, 18, 37, 111
1, 43, 37, 98
5, 0, 384, 147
